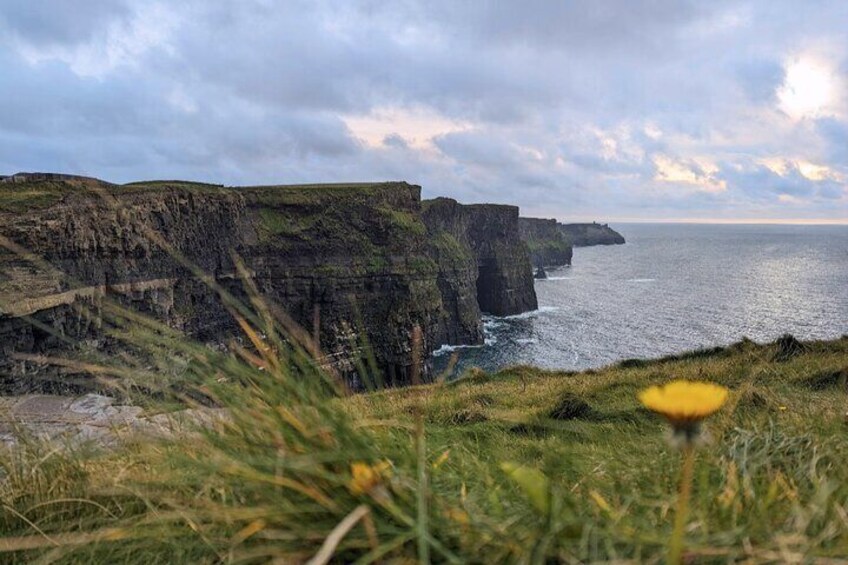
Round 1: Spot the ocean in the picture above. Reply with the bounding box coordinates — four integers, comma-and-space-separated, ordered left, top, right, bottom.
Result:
432, 223, 848, 375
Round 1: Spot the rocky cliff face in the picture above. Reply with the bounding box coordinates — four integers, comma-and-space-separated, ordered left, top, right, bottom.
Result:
518, 218, 573, 268
423, 198, 538, 318
559, 223, 625, 246
0, 174, 537, 391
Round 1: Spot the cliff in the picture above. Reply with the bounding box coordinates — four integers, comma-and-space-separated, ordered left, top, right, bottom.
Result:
0, 174, 537, 390
423, 198, 537, 319
517, 217, 573, 268
559, 222, 625, 246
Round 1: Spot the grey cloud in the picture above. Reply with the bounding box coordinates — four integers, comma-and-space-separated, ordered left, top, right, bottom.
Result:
816, 118, 848, 164
0, 0, 131, 47
382, 134, 409, 149
0, 0, 846, 220
359, 0, 705, 56
719, 162, 843, 201
434, 131, 524, 171
732, 58, 785, 103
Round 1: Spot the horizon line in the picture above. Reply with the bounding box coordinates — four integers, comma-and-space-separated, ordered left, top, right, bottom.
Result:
564, 218, 848, 226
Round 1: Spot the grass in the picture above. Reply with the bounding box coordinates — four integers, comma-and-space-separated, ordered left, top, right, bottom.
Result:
121, 180, 226, 190
428, 231, 473, 266
244, 183, 426, 262
524, 238, 571, 255
3, 176, 844, 561
0, 181, 73, 213
377, 207, 426, 237
1, 298, 848, 563
0, 178, 229, 214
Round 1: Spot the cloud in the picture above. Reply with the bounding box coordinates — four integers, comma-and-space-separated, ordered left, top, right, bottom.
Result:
0, 0, 131, 47
0, 0, 846, 220
4, 1, 180, 78
719, 160, 845, 203
343, 106, 471, 150
653, 155, 726, 193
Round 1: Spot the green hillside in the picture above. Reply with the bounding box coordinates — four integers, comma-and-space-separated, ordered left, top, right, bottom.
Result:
2, 332, 847, 563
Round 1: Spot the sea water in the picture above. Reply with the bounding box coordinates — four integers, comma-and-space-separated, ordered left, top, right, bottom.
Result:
432, 223, 848, 375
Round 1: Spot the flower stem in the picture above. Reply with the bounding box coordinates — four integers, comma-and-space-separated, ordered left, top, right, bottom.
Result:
668, 445, 695, 565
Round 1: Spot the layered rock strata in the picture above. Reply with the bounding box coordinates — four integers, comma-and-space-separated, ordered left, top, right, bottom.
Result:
518, 217, 573, 268
0, 174, 537, 390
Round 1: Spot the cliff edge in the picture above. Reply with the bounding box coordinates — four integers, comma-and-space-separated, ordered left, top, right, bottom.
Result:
559, 222, 625, 246
0, 173, 537, 390
518, 218, 573, 268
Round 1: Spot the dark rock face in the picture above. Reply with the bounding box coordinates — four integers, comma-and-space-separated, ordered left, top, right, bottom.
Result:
0, 174, 537, 390
518, 217, 573, 268
422, 198, 538, 318
559, 222, 625, 246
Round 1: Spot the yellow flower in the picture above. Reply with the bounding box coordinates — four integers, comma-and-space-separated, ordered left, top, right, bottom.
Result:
639, 380, 728, 429
445, 507, 469, 525
639, 380, 728, 562
348, 461, 392, 496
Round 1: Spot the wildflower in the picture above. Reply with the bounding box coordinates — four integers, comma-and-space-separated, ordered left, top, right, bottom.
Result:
639, 380, 728, 444
638, 379, 728, 565
348, 461, 392, 497
445, 507, 469, 525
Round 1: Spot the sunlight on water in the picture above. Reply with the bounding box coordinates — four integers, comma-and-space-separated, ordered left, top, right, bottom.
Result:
433, 224, 848, 376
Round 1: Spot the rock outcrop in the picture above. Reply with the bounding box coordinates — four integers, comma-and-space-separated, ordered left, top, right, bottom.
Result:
518, 218, 573, 268
0, 174, 537, 390
559, 222, 625, 246
423, 198, 538, 318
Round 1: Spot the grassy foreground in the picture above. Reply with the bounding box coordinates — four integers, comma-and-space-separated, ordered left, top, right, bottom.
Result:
2, 330, 848, 563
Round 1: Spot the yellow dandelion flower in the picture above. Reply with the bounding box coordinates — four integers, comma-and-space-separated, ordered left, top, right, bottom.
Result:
348, 461, 391, 496
445, 507, 469, 525
639, 380, 728, 426
639, 380, 728, 564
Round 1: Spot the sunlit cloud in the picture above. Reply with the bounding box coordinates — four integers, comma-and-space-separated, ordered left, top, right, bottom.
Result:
342, 106, 473, 152
643, 122, 663, 140
777, 53, 844, 120
759, 157, 844, 182
797, 160, 842, 182
653, 155, 726, 192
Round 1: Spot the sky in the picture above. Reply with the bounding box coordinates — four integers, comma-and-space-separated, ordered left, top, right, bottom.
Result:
1, 1, 847, 223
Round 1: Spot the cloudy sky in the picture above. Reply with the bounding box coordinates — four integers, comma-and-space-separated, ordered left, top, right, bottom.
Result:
1, 1, 847, 222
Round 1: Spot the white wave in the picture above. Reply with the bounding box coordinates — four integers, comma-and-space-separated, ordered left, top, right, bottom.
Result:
483, 318, 504, 330
627, 278, 656, 283
496, 306, 561, 320
537, 276, 572, 281
515, 338, 537, 345
431, 342, 485, 357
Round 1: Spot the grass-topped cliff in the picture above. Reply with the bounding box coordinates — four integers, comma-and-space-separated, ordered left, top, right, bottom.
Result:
0, 174, 536, 388
518, 217, 573, 267
560, 222, 626, 246
2, 329, 847, 562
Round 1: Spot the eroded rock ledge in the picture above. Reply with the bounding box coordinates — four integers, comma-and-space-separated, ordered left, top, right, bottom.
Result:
0, 174, 537, 390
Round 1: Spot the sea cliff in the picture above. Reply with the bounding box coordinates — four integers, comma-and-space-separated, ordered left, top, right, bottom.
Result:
517, 217, 573, 268
559, 222, 625, 246
0, 174, 537, 390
